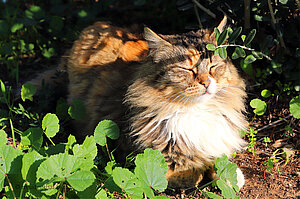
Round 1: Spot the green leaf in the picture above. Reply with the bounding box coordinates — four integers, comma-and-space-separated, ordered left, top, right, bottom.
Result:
261, 89, 271, 98
68, 99, 86, 120
95, 189, 108, 199
206, 44, 216, 51
217, 29, 228, 46
42, 48, 55, 58
252, 51, 263, 59
134, 148, 168, 193
244, 29, 256, 45
241, 35, 246, 42
232, 47, 246, 59
254, 15, 263, 21
65, 134, 76, 152
279, 0, 288, 4
105, 161, 116, 175
228, 27, 242, 43
240, 60, 253, 78
214, 28, 220, 41
78, 10, 88, 18
73, 136, 97, 160
250, 98, 267, 115
25, 5, 45, 20
11, 23, 24, 33
36, 153, 94, 194
244, 54, 256, 64
271, 61, 282, 74
216, 178, 237, 198
217, 47, 227, 59
206, 192, 223, 199
153, 196, 170, 199
21, 150, 44, 182
289, 96, 300, 119
0, 80, 6, 94
67, 170, 95, 191
21, 83, 36, 102
112, 167, 143, 199
21, 127, 43, 150
73, 137, 96, 171
0, 130, 7, 146
214, 155, 239, 198
56, 98, 68, 120
94, 120, 120, 146
0, 145, 23, 190
42, 113, 59, 138
77, 181, 98, 199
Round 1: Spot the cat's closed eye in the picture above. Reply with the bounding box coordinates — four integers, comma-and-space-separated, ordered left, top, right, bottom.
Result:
209, 64, 218, 75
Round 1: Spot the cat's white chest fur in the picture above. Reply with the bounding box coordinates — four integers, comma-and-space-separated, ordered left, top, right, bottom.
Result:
165, 102, 245, 158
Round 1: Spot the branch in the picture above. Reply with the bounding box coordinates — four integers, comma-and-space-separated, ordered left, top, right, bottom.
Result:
244, 0, 251, 29
191, 0, 216, 19
267, 0, 289, 52
256, 114, 293, 132
194, 4, 203, 28
216, 44, 272, 61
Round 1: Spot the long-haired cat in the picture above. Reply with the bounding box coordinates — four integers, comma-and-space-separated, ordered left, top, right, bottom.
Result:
38, 16, 247, 189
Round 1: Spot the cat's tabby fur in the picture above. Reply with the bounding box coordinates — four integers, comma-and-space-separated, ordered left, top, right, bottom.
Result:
35, 17, 247, 189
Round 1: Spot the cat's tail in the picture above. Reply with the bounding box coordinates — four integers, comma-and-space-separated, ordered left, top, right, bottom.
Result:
16, 53, 69, 99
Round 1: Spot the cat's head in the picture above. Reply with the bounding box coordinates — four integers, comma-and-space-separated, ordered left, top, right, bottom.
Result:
142, 16, 244, 105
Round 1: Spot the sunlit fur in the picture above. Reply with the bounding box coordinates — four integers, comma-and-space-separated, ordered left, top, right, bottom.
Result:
65, 20, 247, 189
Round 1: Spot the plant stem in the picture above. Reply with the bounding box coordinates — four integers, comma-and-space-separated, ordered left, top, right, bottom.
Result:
6, 175, 17, 199
9, 119, 16, 148
198, 178, 218, 190
19, 181, 27, 199
106, 143, 112, 161
249, 114, 256, 126
47, 135, 56, 146
216, 44, 272, 61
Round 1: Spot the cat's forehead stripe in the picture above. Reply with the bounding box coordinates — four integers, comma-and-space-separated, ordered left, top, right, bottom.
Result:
165, 30, 210, 59
186, 49, 200, 66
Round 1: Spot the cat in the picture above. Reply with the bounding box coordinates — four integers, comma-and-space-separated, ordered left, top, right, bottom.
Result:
32, 16, 247, 189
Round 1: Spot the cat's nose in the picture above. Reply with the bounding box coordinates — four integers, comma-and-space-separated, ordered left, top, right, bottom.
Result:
200, 79, 211, 88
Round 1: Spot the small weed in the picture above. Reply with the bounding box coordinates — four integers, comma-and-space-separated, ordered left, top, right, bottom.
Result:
261, 148, 292, 179
247, 128, 257, 158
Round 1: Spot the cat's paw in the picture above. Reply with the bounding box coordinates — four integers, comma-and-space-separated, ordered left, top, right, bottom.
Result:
236, 167, 245, 190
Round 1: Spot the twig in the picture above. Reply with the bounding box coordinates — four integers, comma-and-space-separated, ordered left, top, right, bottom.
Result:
216, 44, 272, 61
256, 114, 292, 132
193, 4, 203, 29
191, 0, 216, 19
267, 0, 288, 51
244, 0, 251, 29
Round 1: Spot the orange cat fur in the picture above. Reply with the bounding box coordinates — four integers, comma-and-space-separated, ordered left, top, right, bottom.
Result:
63, 17, 247, 188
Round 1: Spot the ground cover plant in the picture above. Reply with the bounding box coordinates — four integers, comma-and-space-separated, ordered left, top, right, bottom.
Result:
0, 0, 299, 198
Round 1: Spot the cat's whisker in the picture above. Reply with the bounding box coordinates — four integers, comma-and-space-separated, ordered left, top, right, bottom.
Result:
167, 91, 186, 103
182, 95, 191, 107
219, 88, 235, 95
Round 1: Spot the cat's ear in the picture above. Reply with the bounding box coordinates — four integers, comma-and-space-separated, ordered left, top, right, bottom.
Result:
144, 27, 171, 49
209, 15, 228, 44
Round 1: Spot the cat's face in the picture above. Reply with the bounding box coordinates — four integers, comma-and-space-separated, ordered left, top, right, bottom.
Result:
144, 27, 241, 105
